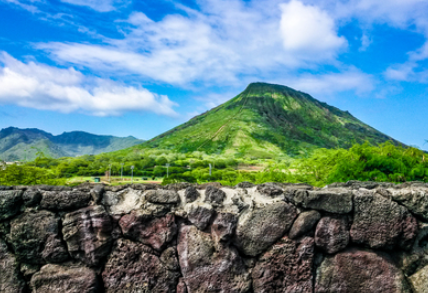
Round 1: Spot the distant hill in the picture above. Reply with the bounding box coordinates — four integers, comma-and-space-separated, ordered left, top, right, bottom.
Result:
0, 127, 144, 161
123, 82, 401, 158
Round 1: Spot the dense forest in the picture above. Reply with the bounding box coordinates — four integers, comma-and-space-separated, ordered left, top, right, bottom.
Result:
1, 141, 427, 187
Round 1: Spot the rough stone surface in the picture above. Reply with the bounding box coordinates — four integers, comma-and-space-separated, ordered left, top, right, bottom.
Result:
8, 210, 68, 264
22, 190, 42, 207
0, 239, 26, 293
256, 183, 283, 197
101, 188, 145, 215
0, 190, 23, 220
252, 236, 314, 293
211, 212, 238, 243
390, 188, 428, 221
292, 189, 353, 214
204, 185, 226, 207
408, 264, 428, 293
178, 225, 252, 292
40, 190, 91, 210
90, 184, 104, 203
233, 201, 297, 256
62, 205, 113, 266
30, 264, 99, 293
186, 203, 215, 231
119, 211, 177, 251
102, 238, 180, 293
289, 210, 321, 239
315, 215, 349, 254
351, 190, 418, 250
315, 248, 412, 293
184, 186, 200, 203
146, 189, 180, 204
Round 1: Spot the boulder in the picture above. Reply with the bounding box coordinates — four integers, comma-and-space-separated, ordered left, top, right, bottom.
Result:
119, 211, 177, 251
22, 190, 42, 207
90, 184, 104, 203
62, 205, 113, 266
252, 236, 314, 293
0, 190, 23, 220
187, 203, 216, 231
145, 189, 180, 204
102, 238, 180, 293
211, 212, 238, 243
0, 239, 26, 293
315, 248, 412, 293
40, 190, 91, 211
256, 183, 283, 197
315, 215, 349, 254
178, 225, 252, 292
390, 188, 428, 221
204, 186, 226, 207
289, 210, 321, 239
101, 188, 145, 215
233, 201, 297, 256
8, 210, 68, 264
30, 264, 99, 293
350, 190, 418, 250
408, 264, 428, 293
184, 186, 200, 203
291, 189, 353, 214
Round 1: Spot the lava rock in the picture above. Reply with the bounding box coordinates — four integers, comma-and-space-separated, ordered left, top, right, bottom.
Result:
252, 236, 314, 293
90, 184, 104, 203
178, 225, 252, 292
315, 248, 412, 293
350, 190, 418, 250
0, 190, 23, 220
0, 239, 26, 293
22, 190, 42, 207
184, 186, 200, 203
292, 189, 353, 214
233, 201, 297, 256
256, 183, 283, 197
146, 189, 180, 204
102, 238, 180, 292
187, 203, 216, 231
119, 211, 177, 251
62, 205, 113, 266
101, 188, 145, 215
390, 188, 428, 221
40, 190, 91, 211
204, 186, 226, 207
289, 210, 321, 239
211, 212, 238, 243
315, 215, 349, 254
30, 264, 99, 293
8, 210, 68, 264
408, 264, 428, 293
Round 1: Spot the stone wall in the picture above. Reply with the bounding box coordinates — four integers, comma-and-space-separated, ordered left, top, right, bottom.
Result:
1, 181, 428, 292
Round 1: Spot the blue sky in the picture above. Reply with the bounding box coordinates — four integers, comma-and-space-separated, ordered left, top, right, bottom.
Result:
0, 0, 427, 149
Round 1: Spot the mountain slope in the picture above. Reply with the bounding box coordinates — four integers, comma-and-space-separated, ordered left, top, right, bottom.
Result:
134, 82, 400, 158
0, 127, 143, 161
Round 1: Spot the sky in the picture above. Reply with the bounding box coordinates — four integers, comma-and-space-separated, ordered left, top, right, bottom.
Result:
0, 0, 427, 149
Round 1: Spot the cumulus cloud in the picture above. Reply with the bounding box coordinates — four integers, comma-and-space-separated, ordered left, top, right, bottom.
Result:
279, 1, 346, 58
0, 52, 178, 116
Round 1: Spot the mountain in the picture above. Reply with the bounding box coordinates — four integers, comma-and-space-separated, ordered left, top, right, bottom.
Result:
131, 82, 400, 158
0, 127, 144, 161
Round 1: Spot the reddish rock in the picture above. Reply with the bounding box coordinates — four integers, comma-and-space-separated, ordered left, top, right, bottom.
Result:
8, 210, 68, 264
315, 248, 412, 293
102, 238, 180, 293
0, 239, 25, 293
62, 205, 113, 266
351, 190, 418, 250
119, 211, 177, 251
30, 264, 99, 293
252, 236, 314, 293
233, 202, 297, 256
178, 225, 252, 293
315, 215, 349, 254
177, 278, 188, 293
289, 210, 321, 239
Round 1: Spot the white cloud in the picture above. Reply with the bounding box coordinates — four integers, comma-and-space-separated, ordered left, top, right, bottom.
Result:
279, 0, 346, 58
0, 52, 178, 116
59, 0, 129, 12
39, 0, 348, 86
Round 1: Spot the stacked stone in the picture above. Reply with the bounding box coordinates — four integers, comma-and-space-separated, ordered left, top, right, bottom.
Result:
0, 181, 428, 292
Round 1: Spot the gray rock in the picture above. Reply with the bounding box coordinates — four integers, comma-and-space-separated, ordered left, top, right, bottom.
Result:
146, 189, 180, 204
390, 188, 428, 221
0, 190, 23, 220
40, 190, 91, 210
289, 210, 321, 239
408, 264, 428, 293
90, 184, 104, 203
350, 190, 418, 250
204, 186, 226, 207
101, 188, 145, 215
187, 204, 216, 231
184, 186, 200, 203
233, 201, 297, 256
211, 212, 238, 243
30, 264, 99, 293
0, 239, 26, 293
256, 183, 283, 197
315, 248, 412, 293
62, 205, 113, 266
8, 210, 68, 264
22, 190, 42, 207
315, 215, 349, 254
291, 189, 353, 214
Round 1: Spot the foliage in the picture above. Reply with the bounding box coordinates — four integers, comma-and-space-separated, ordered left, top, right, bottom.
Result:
0, 164, 66, 186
